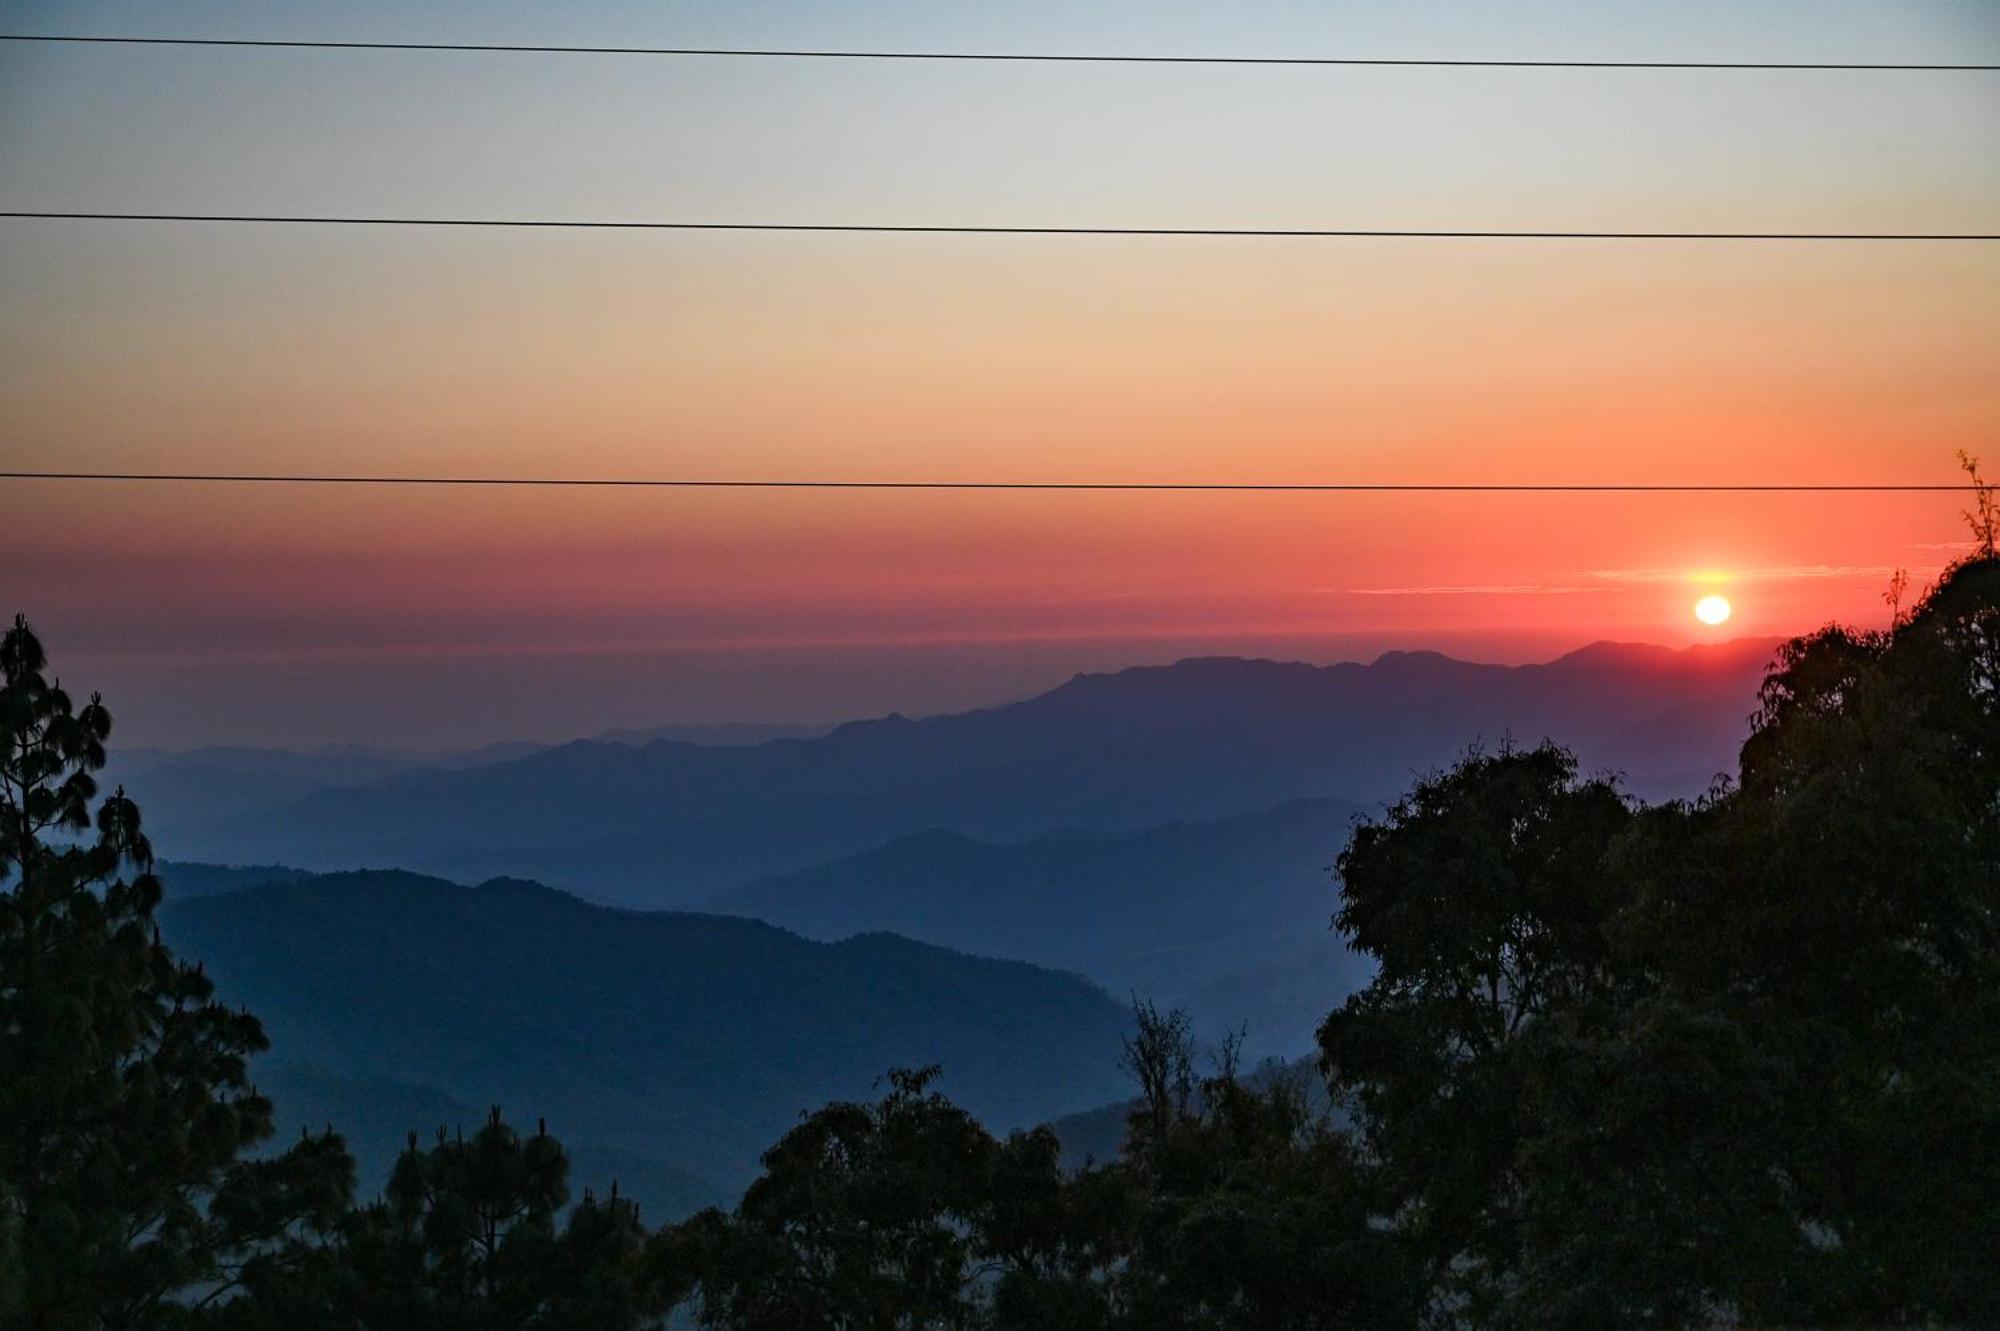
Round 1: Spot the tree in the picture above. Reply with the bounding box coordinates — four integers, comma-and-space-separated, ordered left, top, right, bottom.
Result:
0, 613, 355, 1327
656, 1066, 1012, 1329
1711, 552, 2000, 1322
217, 1109, 659, 1331
376, 1109, 572, 1317
1318, 555, 2000, 1325
1089, 1014, 1419, 1330
1961, 450, 1996, 557
1317, 741, 1652, 1318
655, 1024, 1420, 1331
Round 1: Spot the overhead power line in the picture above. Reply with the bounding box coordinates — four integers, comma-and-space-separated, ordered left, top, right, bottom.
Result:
2, 213, 1991, 241
0, 33, 1992, 71
0, 473, 1973, 493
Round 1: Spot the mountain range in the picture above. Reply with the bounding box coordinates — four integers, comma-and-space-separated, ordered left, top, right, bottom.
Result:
144, 641, 1777, 907
108, 724, 827, 838
139, 639, 1784, 1214
712, 798, 1376, 1059
158, 870, 1135, 1206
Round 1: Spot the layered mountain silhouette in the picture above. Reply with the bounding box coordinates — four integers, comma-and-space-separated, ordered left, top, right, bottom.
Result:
107, 725, 814, 836
154, 860, 314, 898
142, 641, 1781, 1213
105, 743, 544, 834
713, 799, 1377, 1059
149, 642, 1777, 905
158, 870, 1133, 1199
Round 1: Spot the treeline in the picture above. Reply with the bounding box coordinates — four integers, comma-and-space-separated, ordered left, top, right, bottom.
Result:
3, 548, 1996, 1328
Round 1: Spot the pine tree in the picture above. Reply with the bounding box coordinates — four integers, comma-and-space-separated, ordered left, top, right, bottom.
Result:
379, 1108, 570, 1317
0, 614, 353, 1327
282, 1108, 659, 1330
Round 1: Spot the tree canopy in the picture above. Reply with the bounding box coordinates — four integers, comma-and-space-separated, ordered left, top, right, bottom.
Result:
0, 613, 353, 1328
1318, 554, 1999, 1326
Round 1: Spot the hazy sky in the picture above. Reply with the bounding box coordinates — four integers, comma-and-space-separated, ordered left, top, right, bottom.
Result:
3, 1, 1997, 746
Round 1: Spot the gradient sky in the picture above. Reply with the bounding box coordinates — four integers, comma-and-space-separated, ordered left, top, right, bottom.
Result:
3, 1, 1997, 747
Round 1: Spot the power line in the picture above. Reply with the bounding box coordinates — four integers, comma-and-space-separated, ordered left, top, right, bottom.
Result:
0, 473, 1972, 493
2, 212, 1991, 241
1, 33, 1991, 71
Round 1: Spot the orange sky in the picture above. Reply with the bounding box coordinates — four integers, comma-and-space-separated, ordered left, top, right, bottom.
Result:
2, 1, 1995, 745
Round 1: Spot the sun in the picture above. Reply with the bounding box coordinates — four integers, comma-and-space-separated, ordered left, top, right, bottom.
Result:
1694, 594, 1732, 626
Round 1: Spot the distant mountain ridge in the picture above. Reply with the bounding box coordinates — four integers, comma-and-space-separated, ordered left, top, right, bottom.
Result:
159, 870, 1134, 1196
712, 798, 1377, 1059
113, 724, 826, 853
155, 861, 314, 898
151, 641, 1779, 905
589, 721, 831, 747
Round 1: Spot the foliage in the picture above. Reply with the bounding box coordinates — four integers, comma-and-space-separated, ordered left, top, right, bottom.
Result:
0, 614, 354, 1328
654, 1065, 1021, 1328
1319, 554, 1999, 1326
1088, 1015, 1420, 1329
216, 1109, 658, 1330
654, 1045, 1420, 1331
1, 618, 668, 1328
1961, 450, 1996, 557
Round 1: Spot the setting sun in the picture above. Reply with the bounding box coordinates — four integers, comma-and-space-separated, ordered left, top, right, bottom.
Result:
1694, 594, 1733, 626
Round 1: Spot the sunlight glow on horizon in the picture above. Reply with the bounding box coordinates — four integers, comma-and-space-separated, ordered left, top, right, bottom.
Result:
1, 0, 1993, 744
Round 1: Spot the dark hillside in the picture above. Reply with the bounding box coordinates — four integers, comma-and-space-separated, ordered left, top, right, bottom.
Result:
161, 871, 1133, 1191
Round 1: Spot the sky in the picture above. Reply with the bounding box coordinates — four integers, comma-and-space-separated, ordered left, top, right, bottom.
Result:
3, 1, 1997, 747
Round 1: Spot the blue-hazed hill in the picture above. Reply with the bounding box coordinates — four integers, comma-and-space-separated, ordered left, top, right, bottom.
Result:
712, 798, 1378, 1060
158, 870, 1134, 1196
150, 641, 1779, 906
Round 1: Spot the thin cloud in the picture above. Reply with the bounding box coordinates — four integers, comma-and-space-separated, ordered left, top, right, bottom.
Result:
1344, 584, 1605, 597
1586, 564, 1910, 584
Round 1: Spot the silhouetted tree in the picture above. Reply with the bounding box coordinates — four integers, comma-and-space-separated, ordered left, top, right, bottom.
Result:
1960, 451, 1996, 557
1318, 740, 1704, 1321
0, 613, 355, 1327
1320, 554, 2000, 1325
1089, 1020, 1419, 1329
1704, 551, 2000, 1321
1118, 999, 1197, 1136
382, 1108, 571, 1311
536, 1183, 656, 1329
656, 1066, 1017, 1329
656, 1035, 1420, 1331
219, 1109, 657, 1330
